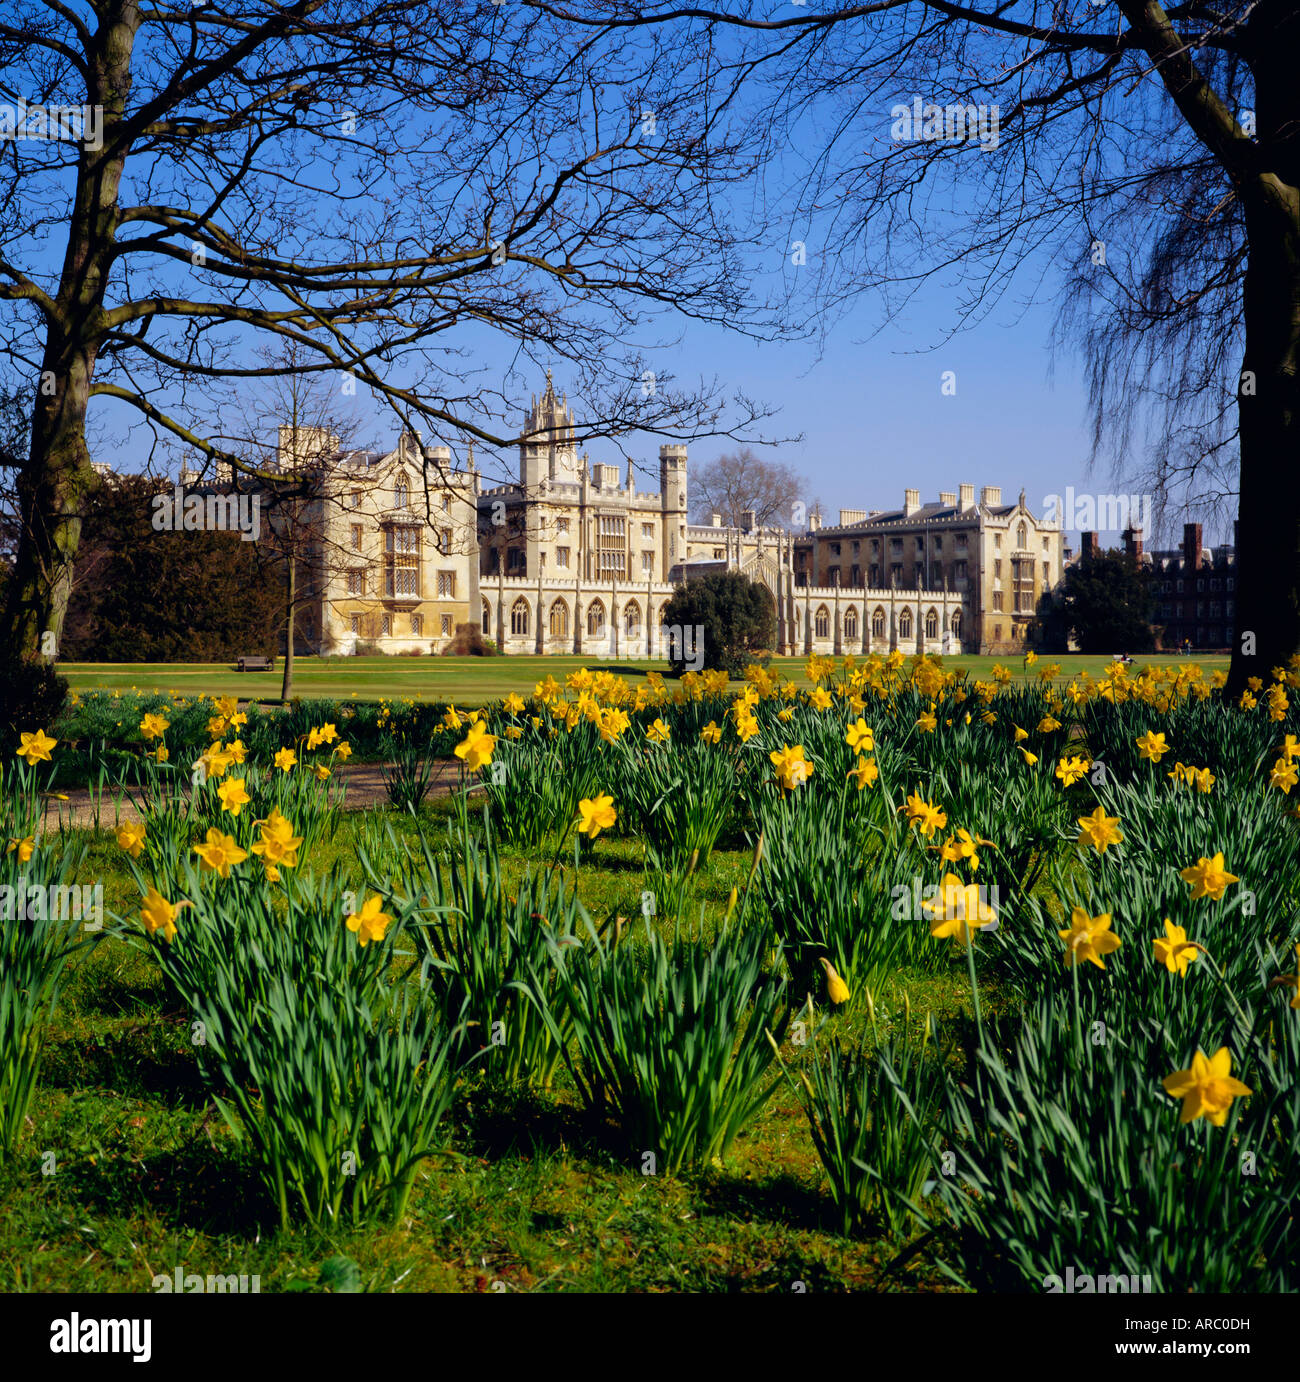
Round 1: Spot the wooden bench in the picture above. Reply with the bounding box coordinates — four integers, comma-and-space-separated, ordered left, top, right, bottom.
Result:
236, 655, 274, 672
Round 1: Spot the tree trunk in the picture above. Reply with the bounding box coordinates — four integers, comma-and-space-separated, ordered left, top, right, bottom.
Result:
1225, 109, 1300, 695
0, 2, 138, 661
281, 553, 296, 703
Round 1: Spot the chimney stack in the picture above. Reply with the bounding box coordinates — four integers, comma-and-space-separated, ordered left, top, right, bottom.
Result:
959, 483, 975, 510
939, 491, 956, 507
1183, 522, 1202, 571
741, 509, 756, 533
711, 512, 722, 527
980, 485, 1001, 508
903, 488, 921, 517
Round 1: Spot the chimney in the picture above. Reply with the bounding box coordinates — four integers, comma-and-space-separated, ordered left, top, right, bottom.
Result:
1123, 526, 1143, 560
741, 509, 756, 533
809, 509, 822, 532
711, 512, 722, 527
839, 508, 866, 526
903, 488, 920, 517
939, 491, 956, 507
1080, 531, 1098, 560
958, 483, 975, 510
1183, 522, 1202, 571
980, 486, 1002, 508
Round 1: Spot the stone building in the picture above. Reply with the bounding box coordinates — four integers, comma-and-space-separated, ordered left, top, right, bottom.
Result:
241, 372, 1057, 658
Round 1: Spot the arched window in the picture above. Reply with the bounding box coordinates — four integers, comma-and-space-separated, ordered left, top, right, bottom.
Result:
814, 605, 830, 638
394, 475, 409, 508
587, 599, 606, 637
844, 606, 859, 639
482, 599, 491, 635
925, 608, 939, 640
899, 609, 913, 639
624, 600, 641, 636
549, 599, 569, 638
872, 608, 886, 639
510, 598, 529, 636
1017, 522, 1027, 549
950, 608, 962, 637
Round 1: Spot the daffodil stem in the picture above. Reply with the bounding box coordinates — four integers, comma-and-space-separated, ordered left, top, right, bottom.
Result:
1071, 959, 1081, 1055
965, 932, 984, 1050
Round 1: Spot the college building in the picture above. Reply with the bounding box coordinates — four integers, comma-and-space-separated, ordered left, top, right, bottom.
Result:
194, 373, 1065, 657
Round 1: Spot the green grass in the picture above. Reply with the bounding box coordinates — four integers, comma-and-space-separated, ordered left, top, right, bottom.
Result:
60, 653, 1229, 708
0, 803, 984, 1294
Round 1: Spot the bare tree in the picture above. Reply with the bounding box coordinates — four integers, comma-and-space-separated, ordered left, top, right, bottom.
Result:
537, 0, 1298, 692
689, 446, 806, 529
0, 0, 782, 664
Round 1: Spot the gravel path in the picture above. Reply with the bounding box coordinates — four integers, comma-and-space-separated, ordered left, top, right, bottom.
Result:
39, 759, 465, 831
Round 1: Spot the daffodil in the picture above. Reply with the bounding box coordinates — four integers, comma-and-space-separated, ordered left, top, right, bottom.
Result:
1058, 907, 1122, 969
454, 720, 497, 772
819, 957, 850, 1006
1152, 919, 1200, 976
1136, 731, 1169, 763
250, 808, 303, 869
6, 836, 34, 863
770, 745, 814, 792
504, 693, 526, 716
1269, 757, 1298, 794
847, 755, 878, 790
1179, 853, 1238, 902
646, 718, 671, 744
577, 794, 617, 839
217, 777, 251, 816
700, 721, 722, 745
921, 872, 996, 945
903, 790, 947, 838
274, 747, 297, 773
1077, 806, 1123, 854
1162, 1047, 1251, 1126
845, 718, 874, 753
116, 821, 147, 859
140, 886, 184, 943
16, 729, 57, 765
346, 894, 392, 947
192, 828, 248, 877
139, 712, 170, 740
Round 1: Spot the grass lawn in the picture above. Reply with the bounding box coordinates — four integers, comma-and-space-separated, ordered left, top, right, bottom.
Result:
61, 652, 1229, 707
0, 800, 982, 1293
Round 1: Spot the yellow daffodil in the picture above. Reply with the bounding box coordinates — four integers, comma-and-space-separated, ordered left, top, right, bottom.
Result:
1077, 806, 1123, 854
845, 718, 874, 753
921, 872, 997, 945
1153, 919, 1200, 977
116, 821, 147, 859
1136, 731, 1169, 763
700, 721, 722, 745
646, 718, 671, 744
1018, 746, 1038, 765
847, 755, 878, 790
1162, 1047, 1251, 1126
250, 808, 303, 869
770, 745, 814, 792
504, 693, 526, 716
1058, 907, 1122, 969
346, 894, 392, 947
139, 712, 169, 740
6, 836, 34, 863
819, 957, 850, 1006
140, 886, 184, 943
217, 777, 251, 816
1179, 853, 1238, 902
274, 747, 297, 773
455, 720, 497, 772
16, 729, 57, 765
1269, 757, 1298, 794
577, 794, 617, 839
1036, 715, 1061, 734
192, 828, 247, 878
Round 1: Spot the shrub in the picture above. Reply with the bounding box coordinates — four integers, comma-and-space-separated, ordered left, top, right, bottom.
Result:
660, 571, 776, 676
